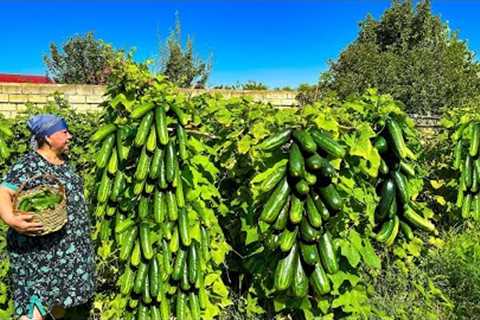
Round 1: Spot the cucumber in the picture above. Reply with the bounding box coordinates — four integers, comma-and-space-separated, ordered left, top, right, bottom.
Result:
138, 196, 149, 220
292, 255, 308, 297
91, 124, 117, 142
165, 140, 177, 184
462, 193, 472, 219
146, 125, 157, 152
312, 192, 330, 221
318, 231, 339, 274
188, 243, 199, 285
295, 180, 310, 195
131, 101, 155, 119
304, 171, 318, 186
96, 134, 115, 168
149, 257, 160, 297
400, 220, 414, 241
97, 170, 111, 203
470, 123, 480, 157
153, 189, 166, 224
155, 106, 169, 146
310, 263, 331, 296
179, 207, 191, 246
260, 164, 287, 193
135, 111, 154, 147
293, 129, 317, 154
376, 218, 395, 243
110, 171, 125, 202
299, 241, 320, 266
289, 194, 304, 224
392, 171, 409, 204
384, 214, 400, 246
166, 191, 178, 221
107, 149, 118, 175
374, 136, 388, 154
453, 140, 463, 170
400, 161, 415, 178
388, 196, 398, 219
289, 143, 305, 178
403, 205, 435, 232
260, 178, 291, 223
300, 218, 321, 243
310, 129, 346, 159
273, 196, 290, 231
306, 154, 335, 177
386, 118, 408, 159
139, 222, 154, 260
318, 183, 343, 211
170, 103, 188, 126
134, 262, 148, 294
189, 292, 201, 320
172, 248, 186, 281
177, 124, 188, 160
464, 155, 473, 189
259, 129, 292, 151
306, 194, 322, 228
274, 244, 298, 291
376, 179, 396, 221
135, 147, 150, 181
279, 228, 297, 252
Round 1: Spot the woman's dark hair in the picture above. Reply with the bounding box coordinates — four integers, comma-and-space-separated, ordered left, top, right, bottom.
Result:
35, 135, 48, 148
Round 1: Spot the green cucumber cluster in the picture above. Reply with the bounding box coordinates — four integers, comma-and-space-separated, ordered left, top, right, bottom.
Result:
453, 121, 480, 220
92, 94, 214, 320
256, 128, 344, 298
373, 117, 435, 245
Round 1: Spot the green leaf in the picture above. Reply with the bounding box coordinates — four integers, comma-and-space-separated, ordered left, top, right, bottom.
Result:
241, 217, 259, 245
348, 124, 380, 177
339, 239, 361, 268
331, 285, 370, 314
191, 154, 219, 178
328, 271, 361, 293
251, 121, 269, 140
361, 238, 381, 269
238, 134, 253, 154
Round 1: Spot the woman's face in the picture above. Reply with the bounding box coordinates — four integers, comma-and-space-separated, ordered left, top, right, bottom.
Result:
46, 129, 72, 153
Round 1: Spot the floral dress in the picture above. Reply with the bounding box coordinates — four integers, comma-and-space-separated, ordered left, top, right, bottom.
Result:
2, 151, 95, 318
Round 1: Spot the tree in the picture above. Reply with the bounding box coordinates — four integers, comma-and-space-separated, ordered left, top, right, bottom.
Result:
158, 13, 211, 88
319, 0, 480, 114
44, 32, 123, 84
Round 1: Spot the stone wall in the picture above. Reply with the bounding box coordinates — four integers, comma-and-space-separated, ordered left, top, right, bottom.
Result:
0, 83, 442, 129
0, 83, 298, 118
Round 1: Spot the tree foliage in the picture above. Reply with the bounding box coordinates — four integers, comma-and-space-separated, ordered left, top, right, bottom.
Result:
158, 13, 211, 88
319, 0, 480, 115
44, 32, 124, 85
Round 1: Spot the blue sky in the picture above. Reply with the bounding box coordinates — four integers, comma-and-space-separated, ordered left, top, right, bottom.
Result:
1, 1, 480, 88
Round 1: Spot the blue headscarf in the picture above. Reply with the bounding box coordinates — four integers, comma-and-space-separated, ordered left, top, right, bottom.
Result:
27, 114, 68, 149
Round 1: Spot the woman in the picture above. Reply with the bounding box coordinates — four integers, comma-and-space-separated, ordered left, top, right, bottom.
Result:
0, 114, 95, 320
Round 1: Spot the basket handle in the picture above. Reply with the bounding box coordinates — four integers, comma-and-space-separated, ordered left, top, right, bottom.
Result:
14, 173, 64, 202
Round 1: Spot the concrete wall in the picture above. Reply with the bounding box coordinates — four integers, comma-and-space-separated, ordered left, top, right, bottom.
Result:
0, 83, 298, 118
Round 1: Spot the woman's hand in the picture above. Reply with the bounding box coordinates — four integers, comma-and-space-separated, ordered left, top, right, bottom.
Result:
7, 212, 44, 236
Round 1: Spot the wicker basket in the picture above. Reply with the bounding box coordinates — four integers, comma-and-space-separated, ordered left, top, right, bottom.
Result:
13, 174, 67, 236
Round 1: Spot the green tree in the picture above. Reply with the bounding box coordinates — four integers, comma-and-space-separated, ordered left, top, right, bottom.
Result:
44, 32, 123, 84
241, 81, 268, 90
319, 0, 480, 114
158, 13, 211, 88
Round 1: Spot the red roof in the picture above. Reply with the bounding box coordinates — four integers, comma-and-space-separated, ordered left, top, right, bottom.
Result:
0, 73, 53, 84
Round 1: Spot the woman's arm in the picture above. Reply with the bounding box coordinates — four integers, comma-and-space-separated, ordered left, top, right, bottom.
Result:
0, 186, 43, 235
